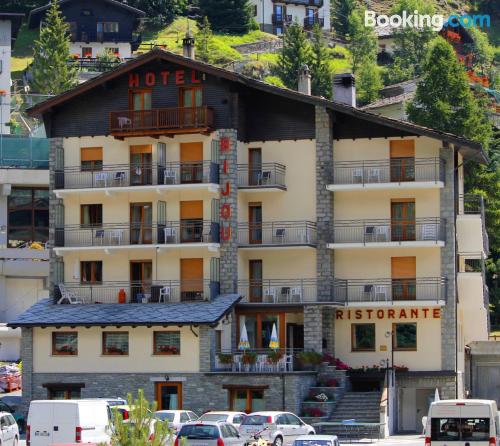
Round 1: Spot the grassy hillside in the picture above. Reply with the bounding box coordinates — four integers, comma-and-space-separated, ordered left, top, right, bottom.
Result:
11, 25, 38, 79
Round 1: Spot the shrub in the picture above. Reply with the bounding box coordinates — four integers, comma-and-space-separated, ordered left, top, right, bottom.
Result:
217, 353, 233, 364
242, 351, 257, 365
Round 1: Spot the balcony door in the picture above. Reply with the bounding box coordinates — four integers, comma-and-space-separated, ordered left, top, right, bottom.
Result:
273, 4, 286, 21
391, 199, 415, 241
129, 89, 152, 130
391, 257, 416, 301
249, 260, 263, 303
249, 148, 262, 186
130, 260, 152, 303
130, 145, 153, 186
180, 258, 203, 301
249, 203, 262, 244
130, 203, 153, 244
179, 87, 203, 127
390, 140, 415, 182
180, 142, 203, 184
180, 200, 203, 243
156, 382, 182, 410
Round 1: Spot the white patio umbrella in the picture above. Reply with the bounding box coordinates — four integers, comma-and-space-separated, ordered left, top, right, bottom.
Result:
238, 323, 250, 350
269, 323, 279, 350
434, 388, 440, 402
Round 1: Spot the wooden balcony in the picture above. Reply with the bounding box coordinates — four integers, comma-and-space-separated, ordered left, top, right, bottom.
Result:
109, 106, 214, 138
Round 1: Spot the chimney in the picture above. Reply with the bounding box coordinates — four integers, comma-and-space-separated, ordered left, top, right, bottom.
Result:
182, 31, 195, 60
332, 73, 356, 107
298, 64, 311, 96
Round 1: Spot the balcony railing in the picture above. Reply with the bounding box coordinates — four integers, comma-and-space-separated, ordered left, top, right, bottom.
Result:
237, 279, 317, 303
331, 218, 445, 244
272, 0, 323, 6
0, 136, 48, 169
332, 277, 447, 304
109, 107, 214, 135
458, 194, 489, 254
54, 280, 217, 304
303, 17, 325, 28
55, 221, 219, 248
272, 14, 292, 25
332, 158, 445, 186
66, 57, 129, 72
238, 221, 317, 246
237, 163, 286, 189
70, 31, 140, 44
55, 161, 219, 190
213, 348, 303, 373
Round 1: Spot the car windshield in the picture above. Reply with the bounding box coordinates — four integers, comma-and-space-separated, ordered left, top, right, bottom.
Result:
295, 441, 333, 446
241, 415, 269, 426
178, 425, 219, 439
200, 414, 229, 422
155, 412, 175, 422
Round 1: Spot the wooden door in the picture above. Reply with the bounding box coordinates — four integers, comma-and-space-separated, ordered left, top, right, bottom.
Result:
249, 260, 263, 303
390, 140, 415, 182
130, 260, 152, 303
180, 142, 203, 183
156, 382, 182, 410
180, 258, 203, 301
391, 199, 415, 241
249, 203, 262, 244
180, 201, 203, 242
391, 257, 416, 301
130, 145, 152, 185
130, 203, 153, 244
179, 87, 203, 126
249, 148, 262, 186
129, 89, 152, 129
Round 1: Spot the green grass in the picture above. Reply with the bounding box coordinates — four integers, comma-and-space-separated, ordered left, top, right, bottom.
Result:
11, 24, 38, 78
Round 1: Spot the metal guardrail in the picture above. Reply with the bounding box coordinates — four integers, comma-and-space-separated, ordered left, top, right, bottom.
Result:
237, 163, 286, 189
238, 221, 317, 246
213, 348, 304, 372
458, 194, 489, 254
331, 218, 446, 244
55, 161, 219, 189
237, 279, 317, 303
332, 158, 445, 185
55, 221, 219, 247
273, 0, 324, 6
0, 136, 48, 169
304, 17, 325, 28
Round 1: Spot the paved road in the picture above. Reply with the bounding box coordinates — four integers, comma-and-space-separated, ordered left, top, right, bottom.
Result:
367, 434, 424, 446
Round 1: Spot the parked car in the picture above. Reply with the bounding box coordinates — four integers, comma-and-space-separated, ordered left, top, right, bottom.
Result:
175, 421, 244, 446
154, 410, 199, 433
239, 412, 315, 446
199, 412, 246, 428
27, 400, 112, 446
293, 435, 339, 446
0, 398, 25, 433
0, 412, 19, 446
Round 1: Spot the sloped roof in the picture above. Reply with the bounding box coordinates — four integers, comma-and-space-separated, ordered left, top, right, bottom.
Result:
8, 294, 241, 328
27, 48, 487, 163
361, 92, 415, 110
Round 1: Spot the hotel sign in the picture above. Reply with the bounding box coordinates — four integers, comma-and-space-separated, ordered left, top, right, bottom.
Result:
128, 69, 203, 87
336, 308, 441, 320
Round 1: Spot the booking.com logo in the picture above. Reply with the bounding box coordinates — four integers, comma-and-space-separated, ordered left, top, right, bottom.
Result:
365, 10, 491, 31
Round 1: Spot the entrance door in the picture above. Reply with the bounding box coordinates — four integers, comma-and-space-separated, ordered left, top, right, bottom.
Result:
130, 260, 152, 303
156, 383, 182, 410
130, 203, 153, 244
180, 258, 203, 301
130, 145, 153, 185
249, 203, 262, 244
180, 142, 203, 184
286, 324, 304, 350
391, 257, 416, 301
249, 148, 262, 186
180, 87, 203, 127
390, 140, 415, 182
416, 389, 435, 433
180, 201, 203, 243
391, 200, 415, 241
249, 260, 263, 303
400, 388, 417, 432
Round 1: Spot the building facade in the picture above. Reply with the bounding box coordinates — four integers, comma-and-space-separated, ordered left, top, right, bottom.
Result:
12, 47, 489, 432
28, 0, 145, 59
250, 0, 330, 35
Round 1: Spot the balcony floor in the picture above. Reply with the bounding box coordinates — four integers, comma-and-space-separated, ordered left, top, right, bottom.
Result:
110, 127, 213, 139
238, 244, 316, 250
54, 242, 220, 254
326, 181, 444, 192
238, 186, 287, 193
328, 241, 445, 249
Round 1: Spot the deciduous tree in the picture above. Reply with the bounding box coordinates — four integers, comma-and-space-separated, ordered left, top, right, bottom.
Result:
197, 0, 253, 34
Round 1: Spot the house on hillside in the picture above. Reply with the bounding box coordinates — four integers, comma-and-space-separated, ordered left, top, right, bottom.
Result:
28, 0, 145, 59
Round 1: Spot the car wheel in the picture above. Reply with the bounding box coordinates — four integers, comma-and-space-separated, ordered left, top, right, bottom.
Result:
13, 436, 18, 446
308, 432, 315, 435
273, 436, 283, 446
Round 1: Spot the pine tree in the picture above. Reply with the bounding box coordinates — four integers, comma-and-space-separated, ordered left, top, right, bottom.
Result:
197, 0, 252, 34
30, 0, 77, 95
196, 17, 214, 63
309, 24, 332, 98
357, 61, 383, 104
330, 0, 355, 37
347, 7, 377, 73
407, 37, 492, 147
277, 22, 312, 91
129, 0, 187, 26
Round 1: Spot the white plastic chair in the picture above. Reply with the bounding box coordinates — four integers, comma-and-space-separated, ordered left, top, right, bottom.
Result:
261, 171, 272, 185
368, 168, 381, 183
273, 228, 286, 244
164, 169, 177, 184
256, 354, 268, 372
375, 285, 389, 302
264, 287, 277, 303
233, 355, 243, 372
95, 172, 108, 187
376, 225, 390, 242
159, 286, 171, 303
164, 227, 177, 244
57, 284, 83, 304
114, 171, 126, 186
110, 230, 123, 245
352, 168, 363, 184
95, 229, 105, 245
290, 287, 302, 303
422, 223, 437, 241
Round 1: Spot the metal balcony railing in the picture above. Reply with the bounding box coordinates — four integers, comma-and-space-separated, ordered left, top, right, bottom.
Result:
0, 136, 48, 169
54, 221, 219, 248
109, 107, 214, 134
54, 280, 217, 304
332, 158, 445, 186
333, 277, 447, 304
331, 218, 446, 244
237, 163, 286, 189
272, 14, 293, 25
55, 161, 219, 190
238, 221, 317, 246
303, 17, 325, 28
213, 348, 304, 372
237, 279, 317, 303
272, 0, 323, 6
458, 194, 489, 254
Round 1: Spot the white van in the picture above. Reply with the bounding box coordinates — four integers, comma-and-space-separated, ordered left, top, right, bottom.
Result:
27, 399, 112, 446
425, 399, 499, 446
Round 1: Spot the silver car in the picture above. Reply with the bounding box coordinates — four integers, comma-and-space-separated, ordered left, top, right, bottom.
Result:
175, 421, 245, 446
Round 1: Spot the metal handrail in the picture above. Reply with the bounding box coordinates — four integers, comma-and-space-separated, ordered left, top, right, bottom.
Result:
237, 163, 286, 188
238, 221, 317, 245
237, 278, 317, 303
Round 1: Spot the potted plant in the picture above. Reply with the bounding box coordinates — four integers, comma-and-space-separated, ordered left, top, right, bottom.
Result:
267, 350, 284, 365
217, 353, 233, 365
297, 351, 323, 371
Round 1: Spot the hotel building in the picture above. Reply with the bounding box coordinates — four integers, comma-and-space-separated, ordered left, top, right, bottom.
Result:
12, 45, 489, 433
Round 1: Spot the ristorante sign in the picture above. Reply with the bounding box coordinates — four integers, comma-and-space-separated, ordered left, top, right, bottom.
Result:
336, 308, 441, 320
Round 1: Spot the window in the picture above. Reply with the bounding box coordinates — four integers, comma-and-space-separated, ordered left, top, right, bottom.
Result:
102, 332, 129, 355
80, 261, 102, 284
81, 8, 93, 16
129, 89, 152, 111
81, 204, 102, 226
52, 332, 78, 356
393, 323, 417, 351
180, 413, 189, 423
47, 386, 82, 400
431, 418, 490, 442
228, 388, 265, 413
81, 147, 102, 171
253, 4, 258, 16
8, 187, 49, 248
81, 47, 92, 58
351, 324, 375, 351
153, 331, 181, 355
97, 22, 119, 33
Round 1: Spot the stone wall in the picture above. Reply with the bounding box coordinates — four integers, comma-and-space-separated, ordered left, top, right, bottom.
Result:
20, 327, 33, 414
304, 306, 323, 352
396, 374, 456, 400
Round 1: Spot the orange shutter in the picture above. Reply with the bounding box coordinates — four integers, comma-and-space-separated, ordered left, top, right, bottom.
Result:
81, 147, 103, 161
180, 201, 203, 219
130, 144, 152, 154
390, 140, 415, 158
391, 257, 416, 279
181, 258, 203, 292
180, 142, 203, 162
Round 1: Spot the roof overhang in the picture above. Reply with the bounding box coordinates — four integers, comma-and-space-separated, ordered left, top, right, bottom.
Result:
0, 13, 24, 42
